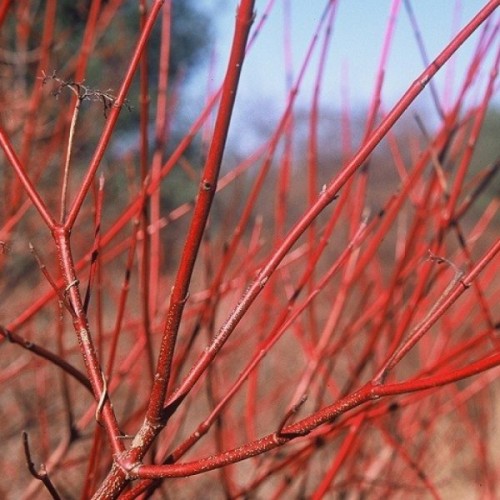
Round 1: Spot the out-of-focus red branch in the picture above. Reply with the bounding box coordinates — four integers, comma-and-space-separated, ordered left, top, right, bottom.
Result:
135, 349, 500, 479
65, 0, 165, 229
0, 0, 13, 27
373, 238, 500, 382
0, 326, 91, 391
156, 0, 499, 432
0, 127, 56, 229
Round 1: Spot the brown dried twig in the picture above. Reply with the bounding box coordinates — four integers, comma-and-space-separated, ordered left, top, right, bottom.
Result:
40, 70, 131, 118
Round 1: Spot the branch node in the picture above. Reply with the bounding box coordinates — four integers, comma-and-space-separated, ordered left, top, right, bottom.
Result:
276, 394, 308, 437
115, 454, 142, 480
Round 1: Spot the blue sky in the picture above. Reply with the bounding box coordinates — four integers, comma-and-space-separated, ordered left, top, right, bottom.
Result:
194, 1, 498, 120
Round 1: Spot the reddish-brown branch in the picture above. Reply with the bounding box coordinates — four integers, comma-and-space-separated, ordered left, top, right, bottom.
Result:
52, 227, 124, 455
22, 432, 62, 500
91, 2, 256, 497
0, 326, 91, 391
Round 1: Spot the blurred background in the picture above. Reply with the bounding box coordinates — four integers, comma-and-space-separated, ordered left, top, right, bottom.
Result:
197, 1, 500, 154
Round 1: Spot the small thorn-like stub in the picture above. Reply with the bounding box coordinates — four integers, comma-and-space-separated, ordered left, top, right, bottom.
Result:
418, 74, 430, 89
202, 179, 213, 191
460, 278, 471, 290
0, 240, 9, 254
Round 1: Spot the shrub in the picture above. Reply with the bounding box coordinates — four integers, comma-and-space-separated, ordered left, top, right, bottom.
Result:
0, 1, 498, 498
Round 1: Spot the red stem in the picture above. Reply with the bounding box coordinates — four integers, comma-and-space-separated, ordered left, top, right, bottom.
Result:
92, 2, 256, 497
145, 0, 255, 425
0, 127, 56, 229
161, 0, 499, 424
136, 348, 500, 479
